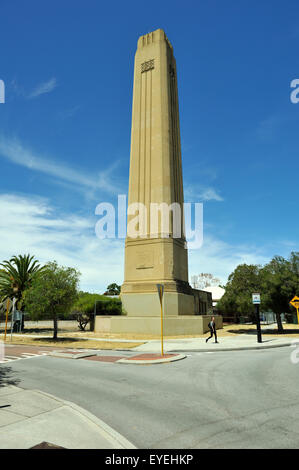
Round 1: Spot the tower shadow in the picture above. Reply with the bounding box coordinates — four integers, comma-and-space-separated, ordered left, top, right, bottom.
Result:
0, 366, 20, 389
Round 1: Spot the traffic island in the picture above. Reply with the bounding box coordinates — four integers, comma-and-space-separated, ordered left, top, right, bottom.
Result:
48, 350, 95, 359
117, 353, 186, 365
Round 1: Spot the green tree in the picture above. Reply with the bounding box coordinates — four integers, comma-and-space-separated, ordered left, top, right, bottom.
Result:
217, 253, 299, 331
72, 292, 107, 330
217, 264, 263, 321
105, 283, 121, 295
261, 252, 299, 333
25, 261, 80, 339
0, 254, 45, 329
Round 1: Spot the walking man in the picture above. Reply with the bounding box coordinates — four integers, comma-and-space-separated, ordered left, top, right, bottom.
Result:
206, 316, 219, 343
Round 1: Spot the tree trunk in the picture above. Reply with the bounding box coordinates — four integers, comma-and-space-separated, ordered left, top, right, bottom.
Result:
53, 313, 58, 339
275, 312, 284, 333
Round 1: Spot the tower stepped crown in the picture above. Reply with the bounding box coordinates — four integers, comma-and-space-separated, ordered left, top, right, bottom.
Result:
137, 28, 173, 51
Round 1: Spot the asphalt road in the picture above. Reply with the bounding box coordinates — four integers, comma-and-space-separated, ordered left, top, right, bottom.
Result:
1, 346, 299, 449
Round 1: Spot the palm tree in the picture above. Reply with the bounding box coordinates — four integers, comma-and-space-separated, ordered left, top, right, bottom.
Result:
0, 254, 45, 330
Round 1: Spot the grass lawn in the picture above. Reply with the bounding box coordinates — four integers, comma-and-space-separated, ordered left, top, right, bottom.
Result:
56, 323, 299, 339
219, 323, 299, 338
0, 334, 144, 350
1, 323, 299, 345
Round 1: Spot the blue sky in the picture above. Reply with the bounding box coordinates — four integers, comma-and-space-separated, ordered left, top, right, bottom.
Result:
0, 0, 298, 292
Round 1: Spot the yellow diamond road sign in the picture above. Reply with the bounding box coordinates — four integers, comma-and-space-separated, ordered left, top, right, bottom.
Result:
290, 296, 299, 309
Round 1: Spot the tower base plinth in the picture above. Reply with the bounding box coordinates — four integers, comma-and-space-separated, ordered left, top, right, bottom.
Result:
121, 291, 195, 317
94, 315, 223, 336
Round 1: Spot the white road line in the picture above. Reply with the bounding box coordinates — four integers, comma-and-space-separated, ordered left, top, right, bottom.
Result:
0, 353, 49, 363
20, 353, 49, 360
20, 355, 36, 358
21, 353, 39, 357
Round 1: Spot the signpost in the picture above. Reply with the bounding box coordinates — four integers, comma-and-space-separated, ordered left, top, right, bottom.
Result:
252, 293, 262, 343
156, 284, 164, 356
10, 298, 16, 342
290, 296, 299, 324
4, 298, 10, 341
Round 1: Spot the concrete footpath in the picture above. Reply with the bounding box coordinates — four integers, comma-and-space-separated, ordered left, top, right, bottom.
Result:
0, 385, 136, 449
5, 332, 298, 353
131, 334, 297, 353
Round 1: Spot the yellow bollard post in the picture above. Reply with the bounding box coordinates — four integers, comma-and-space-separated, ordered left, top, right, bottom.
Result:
160, 291, 164, 357
156, 284, 164, 357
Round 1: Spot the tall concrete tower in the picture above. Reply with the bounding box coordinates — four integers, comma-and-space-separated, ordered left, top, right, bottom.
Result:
121, 28, 196, 327
94, 29, 218, 335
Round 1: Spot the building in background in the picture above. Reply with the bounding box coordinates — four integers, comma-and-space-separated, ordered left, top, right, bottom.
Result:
204, 286, 225, 309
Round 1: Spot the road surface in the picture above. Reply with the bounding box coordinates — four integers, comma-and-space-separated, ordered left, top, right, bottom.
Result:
1, 344, 299, 448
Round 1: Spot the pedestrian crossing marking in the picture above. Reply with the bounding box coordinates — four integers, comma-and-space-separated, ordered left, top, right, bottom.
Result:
21, 353, 39, 357
0, 351, 50, 364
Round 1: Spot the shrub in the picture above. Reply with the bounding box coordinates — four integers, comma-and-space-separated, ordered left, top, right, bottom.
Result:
95, 298, 122, 316
71, 292, 123, 331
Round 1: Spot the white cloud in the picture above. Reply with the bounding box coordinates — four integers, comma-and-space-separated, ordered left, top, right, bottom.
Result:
188, 234, 270, 285
28, 78, 57, 99
280, 240, 298, 248
0, 193, 124, 292
0, 135, 122, 196
0, 193, 293, 293
185, 185, 224, 202
199, 188, 224, 202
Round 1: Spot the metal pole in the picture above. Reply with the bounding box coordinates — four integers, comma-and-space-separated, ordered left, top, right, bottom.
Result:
10, 304, 14, 342
256, 304, 262, 343
10, 298, 16, 342
4, 299, 9, 341
93, 300, 98, 331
